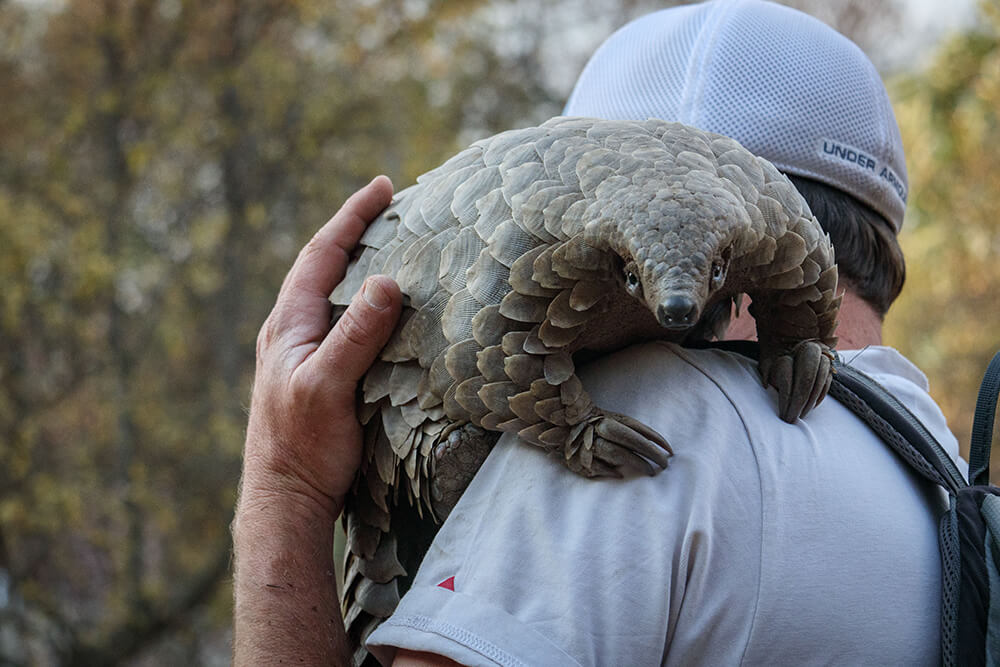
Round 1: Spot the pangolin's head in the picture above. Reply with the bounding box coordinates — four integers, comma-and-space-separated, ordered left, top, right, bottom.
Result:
605, 183, 750, 332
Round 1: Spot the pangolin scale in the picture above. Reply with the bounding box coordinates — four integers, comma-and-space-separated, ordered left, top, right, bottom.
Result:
331, 117, 840, 664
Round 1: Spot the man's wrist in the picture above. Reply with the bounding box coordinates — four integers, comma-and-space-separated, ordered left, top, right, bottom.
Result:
235, 484, 342, 538
239, 430, 346, 522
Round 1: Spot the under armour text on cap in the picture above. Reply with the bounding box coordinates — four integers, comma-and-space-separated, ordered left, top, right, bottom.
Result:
563, 0, 908, 232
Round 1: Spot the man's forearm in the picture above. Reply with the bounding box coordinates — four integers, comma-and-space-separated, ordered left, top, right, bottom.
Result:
233, 178, 401, 665
232, 471, 349, 665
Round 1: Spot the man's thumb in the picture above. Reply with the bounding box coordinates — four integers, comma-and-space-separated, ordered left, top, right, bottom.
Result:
319, 275, 402, 384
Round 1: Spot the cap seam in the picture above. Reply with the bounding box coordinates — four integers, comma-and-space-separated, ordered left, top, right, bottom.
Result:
681, 0, 735, 124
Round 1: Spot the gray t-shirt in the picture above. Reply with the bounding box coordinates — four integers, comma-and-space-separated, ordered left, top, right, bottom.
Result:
368, 343, 962, 666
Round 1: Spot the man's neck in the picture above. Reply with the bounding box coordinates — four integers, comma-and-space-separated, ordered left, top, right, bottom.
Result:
724, 288, 883, 350
829, 289, 883, 349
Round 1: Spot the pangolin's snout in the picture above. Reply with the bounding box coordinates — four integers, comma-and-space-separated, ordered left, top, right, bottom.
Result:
656, 296, 698, 330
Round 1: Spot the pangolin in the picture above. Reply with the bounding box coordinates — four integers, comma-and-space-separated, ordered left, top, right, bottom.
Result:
331, 116, 840, 663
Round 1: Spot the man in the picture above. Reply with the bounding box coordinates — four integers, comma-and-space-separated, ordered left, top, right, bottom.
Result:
233, 1, 963, 664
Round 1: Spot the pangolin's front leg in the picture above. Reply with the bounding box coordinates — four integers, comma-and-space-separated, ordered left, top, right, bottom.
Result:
449, 337, 672, 478
494, 364, 673, 478
750, 281, 840, 422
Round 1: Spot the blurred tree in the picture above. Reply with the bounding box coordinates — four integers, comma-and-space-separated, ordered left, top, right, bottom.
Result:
888, 0, 1000, 474
0, 0, 556, 662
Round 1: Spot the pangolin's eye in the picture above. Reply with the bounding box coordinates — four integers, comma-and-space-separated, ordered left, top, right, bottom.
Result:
711, 261, 726, 285
623, 261, 643, 297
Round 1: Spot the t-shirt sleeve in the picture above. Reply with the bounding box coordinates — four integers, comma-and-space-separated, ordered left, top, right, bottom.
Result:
366, 435, 681, 667
365, 344, 762, 666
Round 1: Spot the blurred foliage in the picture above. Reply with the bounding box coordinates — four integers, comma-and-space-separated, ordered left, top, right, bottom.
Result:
887, 0, 1000, 472
0, 0, 566, 662
0, 0, 991, 663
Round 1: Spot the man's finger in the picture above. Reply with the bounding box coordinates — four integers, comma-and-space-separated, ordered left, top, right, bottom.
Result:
312, 275, 402, 386
290, 175, 394, 296
284, 175, 393, 298
271, 175, 394, 341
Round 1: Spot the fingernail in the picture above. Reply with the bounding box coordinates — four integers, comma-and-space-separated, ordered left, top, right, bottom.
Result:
363, 277, 391, 310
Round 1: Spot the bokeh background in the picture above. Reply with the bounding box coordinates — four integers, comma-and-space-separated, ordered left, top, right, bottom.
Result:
1, 0, 997, 663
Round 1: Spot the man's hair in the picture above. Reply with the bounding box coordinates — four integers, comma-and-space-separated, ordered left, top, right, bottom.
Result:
786, 175, 905, 318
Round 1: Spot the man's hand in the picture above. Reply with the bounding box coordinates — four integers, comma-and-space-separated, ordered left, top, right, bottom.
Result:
233, 176, 402, 665
243, 174, 402, 519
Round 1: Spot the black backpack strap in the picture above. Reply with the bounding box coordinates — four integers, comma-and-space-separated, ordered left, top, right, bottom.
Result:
830, 362, 967, 495
969, 351, 1000, 487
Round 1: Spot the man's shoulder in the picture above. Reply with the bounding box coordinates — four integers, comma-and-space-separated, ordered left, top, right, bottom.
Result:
476, 342, 770, 493
579, 341, 766, 424
581, 340, 759, 376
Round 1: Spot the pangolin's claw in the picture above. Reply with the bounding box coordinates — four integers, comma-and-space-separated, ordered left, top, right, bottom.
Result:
785, 341, 819, 420
804, 351, 833, 416
763, 340, 834, 422
554, 409, 671, 477
592, 436, 658, 476
610, 413, 674, 455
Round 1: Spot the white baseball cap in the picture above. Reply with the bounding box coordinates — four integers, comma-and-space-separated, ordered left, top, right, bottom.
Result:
564, 0, 908, 232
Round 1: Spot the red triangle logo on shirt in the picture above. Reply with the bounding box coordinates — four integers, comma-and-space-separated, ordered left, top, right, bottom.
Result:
437, 576, 456, 591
